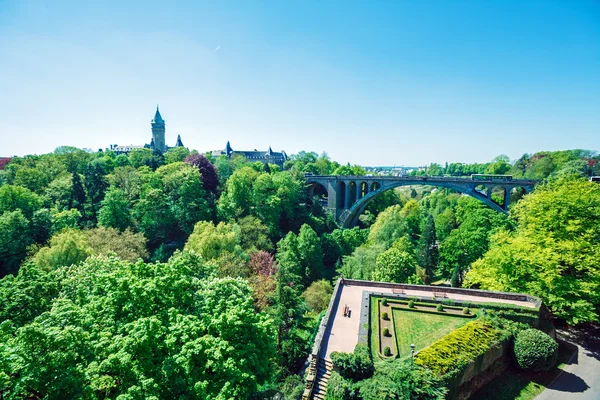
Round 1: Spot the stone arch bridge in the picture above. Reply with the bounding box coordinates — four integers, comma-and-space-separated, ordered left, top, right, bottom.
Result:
306, 175, 537, 228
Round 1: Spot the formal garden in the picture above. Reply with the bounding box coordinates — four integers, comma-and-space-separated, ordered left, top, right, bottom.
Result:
371, 296, 478, 359
325, 293, 569, 399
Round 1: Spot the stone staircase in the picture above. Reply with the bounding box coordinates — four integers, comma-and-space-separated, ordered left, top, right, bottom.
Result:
311, 358, 333, 400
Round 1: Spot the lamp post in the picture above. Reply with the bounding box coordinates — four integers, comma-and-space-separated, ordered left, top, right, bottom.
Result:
410, 343, 416, 366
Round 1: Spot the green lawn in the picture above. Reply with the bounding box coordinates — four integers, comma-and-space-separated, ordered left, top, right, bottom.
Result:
471, 341, 575, 400
370, 297, 381, 357
392, 307, 474, 358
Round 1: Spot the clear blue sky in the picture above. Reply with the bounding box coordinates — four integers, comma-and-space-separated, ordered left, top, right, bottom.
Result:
1, 1, 598, 166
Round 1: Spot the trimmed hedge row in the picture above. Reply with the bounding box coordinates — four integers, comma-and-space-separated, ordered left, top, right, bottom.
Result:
414, 321, 501, 377
389, 304, 476, 319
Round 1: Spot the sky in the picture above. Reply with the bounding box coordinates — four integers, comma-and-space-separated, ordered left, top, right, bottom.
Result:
0, 1, 599, 166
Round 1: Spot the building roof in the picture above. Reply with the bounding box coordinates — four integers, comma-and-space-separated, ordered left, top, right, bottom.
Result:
151, 106, 164, 124
175, 135, 184, 147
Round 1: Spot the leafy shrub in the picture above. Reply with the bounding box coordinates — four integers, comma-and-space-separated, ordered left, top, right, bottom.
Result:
415, 321, 501, 377
382, 311, 389, 320
359, 360, 447, 400
436, 303, 443, 312
514, 329, 558, 371
384, 346, 392, 356
382, 299, 388, 306
408, 300, 415, 308
383, 328, 390, 337
331, 344, 374, 382
462, 307, 470, 315
325, 371, 355, 400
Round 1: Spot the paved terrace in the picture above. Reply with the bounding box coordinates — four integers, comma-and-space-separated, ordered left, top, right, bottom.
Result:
319, 280, 538, 359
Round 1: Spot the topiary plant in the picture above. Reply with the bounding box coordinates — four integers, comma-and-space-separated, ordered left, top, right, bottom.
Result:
462, 307, 470, 315
382, 299, 388, 306
514, 328, 558, 371
382, 312, 389, 320
384, 346, 391, 356
436, 303, 443, 312
408, 300, 415, 308
383, 327, 390, 337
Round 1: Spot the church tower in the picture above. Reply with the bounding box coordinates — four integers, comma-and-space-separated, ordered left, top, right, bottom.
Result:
151, 106, 166, 153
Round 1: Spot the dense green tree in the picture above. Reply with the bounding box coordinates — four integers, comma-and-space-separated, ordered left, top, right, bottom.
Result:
237, 215, 274, 252
0, 211, 33, 277
51, 208, 82, 233
330, 344, 374, 382
32, 229, 92, 270
164, 146, 190, 164
358, 360, 447, 400
71, 172, 87, 213
367, 205, 408, 248
438, 197, 507, 282
97, 187, 132, 231
185, 221, 242, 260
133, 188, 176, 248
372, 237, 418, 283
338, 244, 383, 281
273, 242, 308, 373
417, 214, 439, 283
0, 262, 60, 327
156, 163, 211, 234
485, 154, 511, 175
83, 227, 148, 262
297, 224, 325, 283
30, 208, 52, 244
466, 176, 600, 324
0, 185, 42, 219
218, 166, 259, 220
0, 254, 276, 399
107, 166, 145, 202
302, 279, 333, 312
83, 159, 109, 221
45, 174, 74, 211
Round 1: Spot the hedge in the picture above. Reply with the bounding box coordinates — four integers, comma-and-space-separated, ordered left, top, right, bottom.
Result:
415, 321, 501, 377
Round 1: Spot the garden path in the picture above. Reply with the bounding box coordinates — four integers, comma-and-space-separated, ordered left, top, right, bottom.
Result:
536, 326, 600, 400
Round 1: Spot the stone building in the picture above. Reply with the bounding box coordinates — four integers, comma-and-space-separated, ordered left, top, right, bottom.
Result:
110, 107, 184, 155
211, 141, 288, 169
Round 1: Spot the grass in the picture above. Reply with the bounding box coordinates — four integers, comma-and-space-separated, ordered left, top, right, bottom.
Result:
471, 340, 576, 400
392, 307, 475, 358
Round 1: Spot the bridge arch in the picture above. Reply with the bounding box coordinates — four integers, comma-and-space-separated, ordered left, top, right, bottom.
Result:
305, 175, 537, 228
341, 181, 508, 228
308, 182, 329, 208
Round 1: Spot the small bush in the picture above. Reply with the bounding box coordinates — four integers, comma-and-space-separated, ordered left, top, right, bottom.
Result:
408, 300, 415, 308
324, 371, 354, 400
382, 299, 388, 306
330, 344, 374, 381
436, 303, 444, 312
514, 329, 558, 371
383, 327, 390, 337
384, 346, 391, 356
462, 307, 470, 315
382, 312, 389, 320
